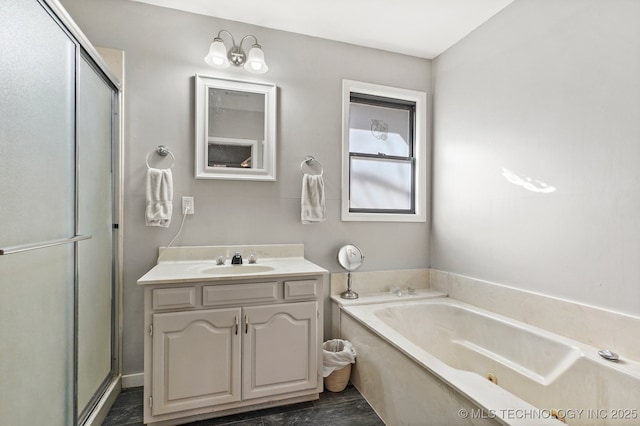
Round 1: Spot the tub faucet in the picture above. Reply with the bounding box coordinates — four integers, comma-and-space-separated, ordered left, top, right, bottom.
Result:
598, 349, 619, 362
389, 286, 416, 297
231, 252, 243, 265
390, 286, 404, 296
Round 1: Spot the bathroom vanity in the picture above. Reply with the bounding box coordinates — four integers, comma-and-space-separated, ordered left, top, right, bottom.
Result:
137, 245, 328, 425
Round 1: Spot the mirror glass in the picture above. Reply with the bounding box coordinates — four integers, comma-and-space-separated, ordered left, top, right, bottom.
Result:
195, 75, 277, 180
337, 244, 365, 272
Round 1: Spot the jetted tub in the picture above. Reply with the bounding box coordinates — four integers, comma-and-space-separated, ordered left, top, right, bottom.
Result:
337, 297, 640, 425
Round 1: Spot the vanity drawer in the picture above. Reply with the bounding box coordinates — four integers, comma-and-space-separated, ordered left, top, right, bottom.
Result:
153, 287, 196, 310
203, 282, 279, 306
284, 279, 318, 300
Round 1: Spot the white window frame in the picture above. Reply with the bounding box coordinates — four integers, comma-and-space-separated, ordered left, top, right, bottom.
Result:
341, 80, 427, 222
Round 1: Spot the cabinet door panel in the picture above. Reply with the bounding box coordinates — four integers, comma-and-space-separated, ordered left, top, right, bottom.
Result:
243, 301, 318, 400
152, 308, 241, 415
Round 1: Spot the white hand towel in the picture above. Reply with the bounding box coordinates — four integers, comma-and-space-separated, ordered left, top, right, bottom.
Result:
145, 168, 173, 227
301, 173, 326, 224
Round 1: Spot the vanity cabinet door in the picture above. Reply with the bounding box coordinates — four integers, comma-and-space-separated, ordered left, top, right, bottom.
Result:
242, 301, 318, 400
152, 308, 241, 415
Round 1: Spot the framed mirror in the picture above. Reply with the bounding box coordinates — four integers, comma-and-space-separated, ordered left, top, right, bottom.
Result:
195, 75, 277, 180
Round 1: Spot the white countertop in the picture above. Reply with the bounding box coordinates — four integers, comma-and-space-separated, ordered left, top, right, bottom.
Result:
138, 245, 328, 285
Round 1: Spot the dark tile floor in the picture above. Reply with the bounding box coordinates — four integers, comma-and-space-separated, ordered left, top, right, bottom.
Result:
103, 385, 384, 426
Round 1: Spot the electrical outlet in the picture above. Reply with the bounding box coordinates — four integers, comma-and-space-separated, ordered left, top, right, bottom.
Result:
182, 196, 194, 215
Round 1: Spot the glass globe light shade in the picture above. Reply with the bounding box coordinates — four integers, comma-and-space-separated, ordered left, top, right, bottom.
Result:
204, 39, 230, 68
243, 45, 268, 74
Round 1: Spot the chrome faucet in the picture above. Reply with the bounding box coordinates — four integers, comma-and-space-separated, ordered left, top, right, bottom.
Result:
231, 252, 243, 265
389, 286, 417, 297
390, 286, 403, 296
598, 349, 619, 362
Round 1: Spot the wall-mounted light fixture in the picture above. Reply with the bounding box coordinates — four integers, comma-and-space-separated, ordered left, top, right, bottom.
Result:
204, 30, 269, 74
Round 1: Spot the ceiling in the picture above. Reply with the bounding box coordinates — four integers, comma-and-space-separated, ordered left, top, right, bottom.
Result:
131, 0, 513, 59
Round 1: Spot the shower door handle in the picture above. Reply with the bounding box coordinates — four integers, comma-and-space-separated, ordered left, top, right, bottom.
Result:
0, 234, 92, 255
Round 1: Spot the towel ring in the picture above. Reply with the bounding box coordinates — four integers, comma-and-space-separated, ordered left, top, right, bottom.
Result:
300, 156, 323, 176
146, 145, 175, 169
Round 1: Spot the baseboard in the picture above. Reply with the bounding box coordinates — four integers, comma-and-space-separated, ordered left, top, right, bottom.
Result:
122, 372, 144, 389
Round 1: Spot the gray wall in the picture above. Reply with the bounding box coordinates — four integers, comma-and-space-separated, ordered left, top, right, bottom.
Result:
432, 0, 640, 316
61, 0, 432, 375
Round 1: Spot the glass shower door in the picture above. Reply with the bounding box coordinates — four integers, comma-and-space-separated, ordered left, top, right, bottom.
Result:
0, 1, 77, 424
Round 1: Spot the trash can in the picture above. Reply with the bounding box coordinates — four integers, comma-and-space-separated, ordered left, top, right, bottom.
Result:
323, 339, 356, 392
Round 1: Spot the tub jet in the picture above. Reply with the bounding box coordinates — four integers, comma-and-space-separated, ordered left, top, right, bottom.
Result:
486, 373, 498, 384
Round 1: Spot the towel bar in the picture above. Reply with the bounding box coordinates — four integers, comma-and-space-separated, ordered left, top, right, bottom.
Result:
0, 234, 92, 255
146, 145, 175, 169
300, 156, 323, 175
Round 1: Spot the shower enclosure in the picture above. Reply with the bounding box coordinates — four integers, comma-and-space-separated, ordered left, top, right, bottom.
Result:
0, 0, 121, 424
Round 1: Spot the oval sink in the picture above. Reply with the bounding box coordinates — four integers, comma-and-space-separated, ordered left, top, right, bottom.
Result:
200, 265, 275, 275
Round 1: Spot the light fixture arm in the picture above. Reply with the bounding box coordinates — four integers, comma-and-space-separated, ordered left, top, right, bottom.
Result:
214, 29, 236, 46
239, 34, 260, 49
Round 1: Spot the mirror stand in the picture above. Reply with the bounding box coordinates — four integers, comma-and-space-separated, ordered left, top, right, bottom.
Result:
337, 244, 364, 300
341, 272, 359, 299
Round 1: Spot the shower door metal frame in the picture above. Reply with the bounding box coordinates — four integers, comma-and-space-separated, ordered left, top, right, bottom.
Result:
45, 1, 123, 424
74, 48, 122, 425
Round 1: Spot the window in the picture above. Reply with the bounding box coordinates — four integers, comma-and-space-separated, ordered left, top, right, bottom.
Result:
341, 80, 427, 222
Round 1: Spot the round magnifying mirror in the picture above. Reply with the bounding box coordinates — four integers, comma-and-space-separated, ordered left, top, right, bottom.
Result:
337, 244, 364, 271
337, 244, 364, 299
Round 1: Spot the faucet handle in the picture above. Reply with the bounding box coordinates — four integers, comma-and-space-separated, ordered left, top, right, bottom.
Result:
248, 254, 257, 264
216, 256, 225, 265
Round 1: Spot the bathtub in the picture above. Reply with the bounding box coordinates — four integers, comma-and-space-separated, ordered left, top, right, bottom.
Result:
336, 297, 640, 425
